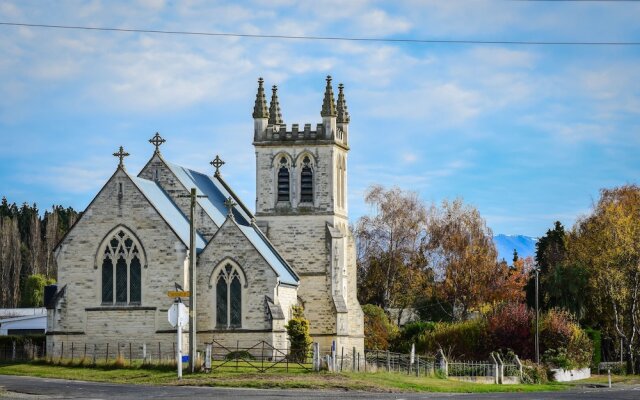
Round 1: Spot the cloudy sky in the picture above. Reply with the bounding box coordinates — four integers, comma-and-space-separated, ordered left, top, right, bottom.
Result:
0, 0, 638, 237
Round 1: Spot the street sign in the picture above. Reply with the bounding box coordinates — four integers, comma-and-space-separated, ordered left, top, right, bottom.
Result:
168, 303, 189, 328
168, 290, 190, 298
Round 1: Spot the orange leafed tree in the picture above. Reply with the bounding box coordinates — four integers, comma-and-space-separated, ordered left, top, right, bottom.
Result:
424, 199, 527, 320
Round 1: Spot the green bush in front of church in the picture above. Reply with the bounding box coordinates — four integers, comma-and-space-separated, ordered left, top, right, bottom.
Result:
286, 306, 312, 363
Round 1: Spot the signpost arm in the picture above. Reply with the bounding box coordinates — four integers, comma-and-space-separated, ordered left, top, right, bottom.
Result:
189, 188, 197, 373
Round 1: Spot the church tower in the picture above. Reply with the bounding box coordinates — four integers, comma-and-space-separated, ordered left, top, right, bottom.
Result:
253, 76, 364, 353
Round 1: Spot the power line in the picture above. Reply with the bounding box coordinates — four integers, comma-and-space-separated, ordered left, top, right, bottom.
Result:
1, 22, 639, 46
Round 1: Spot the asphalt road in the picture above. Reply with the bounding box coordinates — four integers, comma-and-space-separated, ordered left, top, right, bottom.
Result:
0, 375, 639, 400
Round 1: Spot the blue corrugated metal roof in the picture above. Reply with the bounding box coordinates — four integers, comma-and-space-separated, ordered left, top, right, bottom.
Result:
130, 175, 206, 252
163, 162, 298, 286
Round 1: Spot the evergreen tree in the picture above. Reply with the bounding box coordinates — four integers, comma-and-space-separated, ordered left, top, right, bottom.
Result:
285, 306, 312, 362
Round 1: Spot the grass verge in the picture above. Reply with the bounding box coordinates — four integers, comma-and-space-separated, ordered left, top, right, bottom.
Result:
0, 362, 568, 393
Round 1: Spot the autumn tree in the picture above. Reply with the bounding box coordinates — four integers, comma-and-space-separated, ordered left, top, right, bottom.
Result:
566, 185, 640, 373
362, 304, 398, 350
423, 199, 524, 320
355, 185, 429, 317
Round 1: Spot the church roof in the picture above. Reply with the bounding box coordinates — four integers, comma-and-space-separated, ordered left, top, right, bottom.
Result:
129, 175, 207, 252
164, 162, 299, 286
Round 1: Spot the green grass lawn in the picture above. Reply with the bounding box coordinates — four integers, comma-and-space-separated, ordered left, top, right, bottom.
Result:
572, 374, 640, 385
0, 361, 571, 393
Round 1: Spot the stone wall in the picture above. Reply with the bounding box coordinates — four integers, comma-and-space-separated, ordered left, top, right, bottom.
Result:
196, 218, 284, 332
254, 137, 363, 354
49, 167, 190, 349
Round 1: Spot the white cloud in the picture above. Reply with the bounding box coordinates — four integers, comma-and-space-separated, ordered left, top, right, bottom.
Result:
355, 9, 412, 36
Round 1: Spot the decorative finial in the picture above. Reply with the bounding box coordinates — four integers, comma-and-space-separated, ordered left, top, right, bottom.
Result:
321, 75, 337, 117
113, 146, 130, 169
252, 77, 269, 119
210, 155, 225, 176
336, 83, 350, 123
269, 85, 283, 125
224, 196, 237, 220
149, 132, 166, 153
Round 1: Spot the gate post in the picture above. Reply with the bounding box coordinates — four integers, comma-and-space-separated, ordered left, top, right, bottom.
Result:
490, 352, 499, 384
437, 348, 448, 378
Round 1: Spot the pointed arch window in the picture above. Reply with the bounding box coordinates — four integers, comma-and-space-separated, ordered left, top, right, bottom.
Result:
300, 156, 313, 203
277, 156, 290, 202
100, 229, 143, 305
337, 157, 343, 209
215, 264, 243, 329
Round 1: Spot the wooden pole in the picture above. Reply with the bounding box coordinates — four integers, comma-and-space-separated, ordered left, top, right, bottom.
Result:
188, 188, 197, 374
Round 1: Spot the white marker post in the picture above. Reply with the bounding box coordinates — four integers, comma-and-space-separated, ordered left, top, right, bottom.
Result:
168, 300, 189, 380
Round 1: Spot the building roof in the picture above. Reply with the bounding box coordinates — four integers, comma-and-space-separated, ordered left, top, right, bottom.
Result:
130, 175, 207, 252
163, 161, 299, 286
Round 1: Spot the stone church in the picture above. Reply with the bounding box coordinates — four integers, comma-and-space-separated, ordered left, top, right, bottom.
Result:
47, 76, 364, 355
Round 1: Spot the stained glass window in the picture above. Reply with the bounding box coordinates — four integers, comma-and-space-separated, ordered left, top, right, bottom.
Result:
102, 258, 113, 304
215, 264, 244, 329
115, 256, 128, 303
216, 277, 227, 327
100, 228, 144, 306
130, 255, 141, 304
230, 275, 242, 327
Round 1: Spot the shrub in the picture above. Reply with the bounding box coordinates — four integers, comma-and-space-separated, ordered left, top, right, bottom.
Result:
362, 304, 398, 350
392, 321, 434, 353
521, 359, 549, 384
285, 305, 312, 362
224, 350, 255, 361
540, 309, 574, 352
584, 328, 601, 367
21, 274, 56, 307
540, 309, 592, 369
423, 318, 489, 360
487, 303, 533, 360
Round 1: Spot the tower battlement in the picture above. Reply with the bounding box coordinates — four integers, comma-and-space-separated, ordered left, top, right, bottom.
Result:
254, 122, 348, 148
253, 76, 350, 148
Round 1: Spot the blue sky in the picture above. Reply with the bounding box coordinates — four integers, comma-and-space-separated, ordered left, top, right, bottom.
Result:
0, 0, 638, 237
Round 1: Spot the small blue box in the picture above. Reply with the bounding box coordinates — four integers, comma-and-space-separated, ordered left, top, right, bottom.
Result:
181, 355, 189, 362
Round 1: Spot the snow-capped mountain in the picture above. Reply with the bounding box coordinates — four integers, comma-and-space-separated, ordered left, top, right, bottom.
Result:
493, 234, 537, 263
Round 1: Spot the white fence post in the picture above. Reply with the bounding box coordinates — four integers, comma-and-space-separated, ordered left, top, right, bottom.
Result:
514, 354, 523, 382
490, 353, 499, 384
204, 343, 212, 371
437, 349, 448, 377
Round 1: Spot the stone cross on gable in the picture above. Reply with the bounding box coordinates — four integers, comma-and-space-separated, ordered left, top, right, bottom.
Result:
210, 155, 225, 176
149, 132, 166, 153
224, 196, 237, 220
113, 146, 130, 168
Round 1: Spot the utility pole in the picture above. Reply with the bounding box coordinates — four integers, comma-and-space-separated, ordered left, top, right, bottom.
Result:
535, 266, 540, 364
178, 188, 206, 373
188, 187, 197, 373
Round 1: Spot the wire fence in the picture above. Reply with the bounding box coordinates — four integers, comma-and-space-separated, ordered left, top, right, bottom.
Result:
0, 339, 46, 362
0, 339, 522, 383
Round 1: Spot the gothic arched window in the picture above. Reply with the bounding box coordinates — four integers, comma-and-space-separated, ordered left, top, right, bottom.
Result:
300, 156, 313, 203
337, 156, 343, 209
100, 228, 143, 305
277, 156, 290, 202
215, 263, 243, 329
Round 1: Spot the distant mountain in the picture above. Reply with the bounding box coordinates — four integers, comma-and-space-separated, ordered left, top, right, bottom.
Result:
493, 234, 537, 264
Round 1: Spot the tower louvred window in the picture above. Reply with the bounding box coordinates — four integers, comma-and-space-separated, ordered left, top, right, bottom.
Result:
99, 228, 143, 305
301, 156, 313, 203
277, 157, 290, 202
